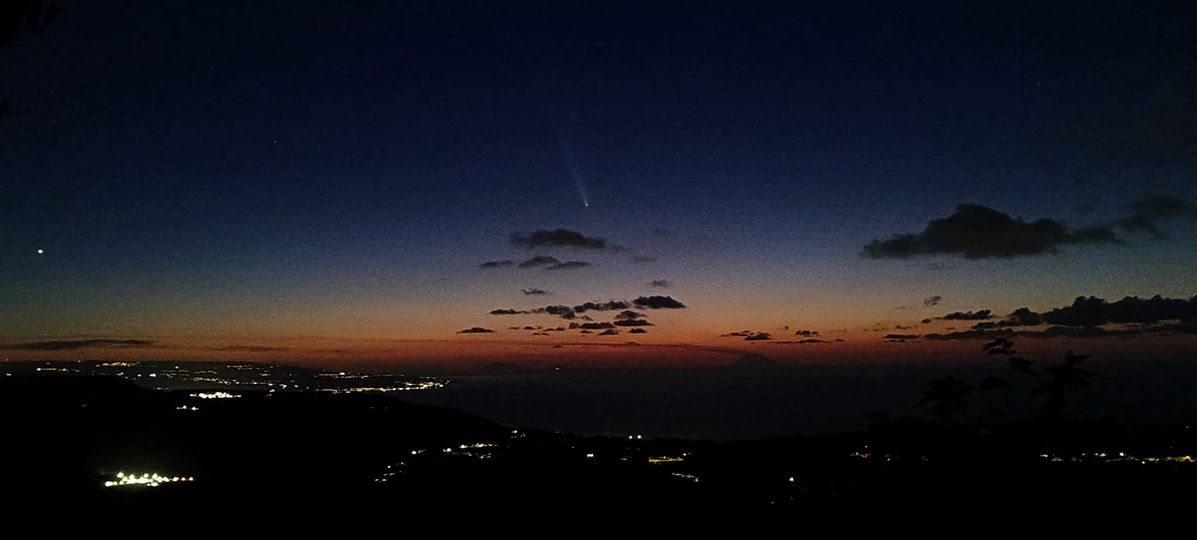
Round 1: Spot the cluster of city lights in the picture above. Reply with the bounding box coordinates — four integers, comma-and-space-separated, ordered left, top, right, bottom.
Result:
103, 472, 195, 488
1039, 452, 1195, 464
318, 381, 444, 394
441, 442, 499, 459
189, 391, 241, 399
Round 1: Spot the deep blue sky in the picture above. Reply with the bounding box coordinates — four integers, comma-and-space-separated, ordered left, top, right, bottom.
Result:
2, 1, 1195, 362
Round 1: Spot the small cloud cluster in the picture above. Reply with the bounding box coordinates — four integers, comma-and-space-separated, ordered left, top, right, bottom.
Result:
491, 299, 642, 320
633, 295, 686, 309
511, 228, 607, 250
458, 327, 495, 334
649, 279, 672, 288
479, 255, 593, 271
940, 310, 993, 321
915, 294, 1197, 340
613, 310, 653, 327
570, 322, 615, 330
722, 330, 772, 341
924, 295, 943, 307
574, 301, 629, 313
522, 288, 549, 295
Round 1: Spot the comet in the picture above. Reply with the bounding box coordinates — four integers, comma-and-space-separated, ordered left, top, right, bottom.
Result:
553, 119, 590, 209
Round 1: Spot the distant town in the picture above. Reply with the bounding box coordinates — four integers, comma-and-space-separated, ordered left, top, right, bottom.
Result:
1, 360, 447, 394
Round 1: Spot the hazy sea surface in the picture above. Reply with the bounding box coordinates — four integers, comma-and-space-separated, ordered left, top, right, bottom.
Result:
397, 360, 1197, 440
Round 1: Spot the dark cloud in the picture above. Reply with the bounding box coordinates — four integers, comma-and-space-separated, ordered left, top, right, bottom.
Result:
522, 288, 550, 295
743, 332, 772, 341
457, 327, 495, 334
628, 328, 648, 334
649, 279, 671, 288
531, 332, 549, 336
793, 329, 820, 337
539, 305, 576, 318
511, 229, 607, 250
722, 331, 754, 337
996, 307, 1043, 327
771, 339, 829, 344
894, 324, 914, 330
574, 301, 629, 313
518, 255, 561, 268
940, 310, 993, 321
633, 295, 686, 309
884, 334, 919, 343
614, 310, 647, 320
1118, 195, 1197, 239
579, 330, 593, 334
544, 327, 566, 332
546, 261, 591, 271
631, 255, 658, 264
215, 345, 290, 352
597, 329, 620, 336
613, 319, 654, 327
924, 295, 943, 307
864, 204, 1118, 259
478, 260, 514, 269
921, 318, 933, 324
491, 302, 619, 320
5, 339, 157, 351
1043, 295, 1197, 327
570, 322, 615, 330
522, 325, 541, 330
923, 326, 1140, 340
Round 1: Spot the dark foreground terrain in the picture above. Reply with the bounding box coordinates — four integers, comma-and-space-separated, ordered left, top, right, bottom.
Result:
3, 375, 1195, 516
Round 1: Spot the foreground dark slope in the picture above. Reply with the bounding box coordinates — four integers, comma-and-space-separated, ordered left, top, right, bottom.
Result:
3, 375, 1196, 514
0, 376, 505, 499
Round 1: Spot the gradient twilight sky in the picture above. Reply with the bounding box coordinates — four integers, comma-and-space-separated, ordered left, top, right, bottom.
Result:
2, 1, 1196, 366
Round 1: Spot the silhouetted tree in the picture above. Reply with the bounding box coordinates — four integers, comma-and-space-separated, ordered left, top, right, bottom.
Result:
980, 338, 1036, 419
920, 376, 972, 423
1034, 351, 1091, 420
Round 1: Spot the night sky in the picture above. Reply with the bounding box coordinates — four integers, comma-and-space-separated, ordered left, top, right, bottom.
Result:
3, 1, 1196, 367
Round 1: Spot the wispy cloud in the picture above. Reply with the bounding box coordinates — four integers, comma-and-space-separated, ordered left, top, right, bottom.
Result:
5, 339, 158, 351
